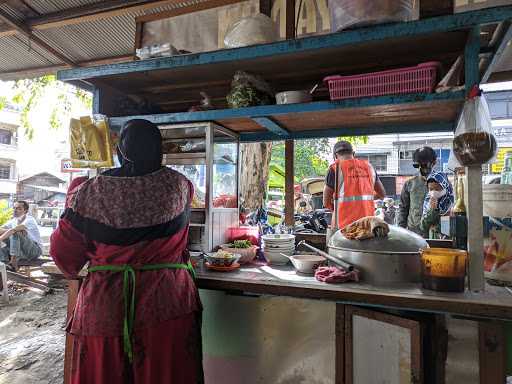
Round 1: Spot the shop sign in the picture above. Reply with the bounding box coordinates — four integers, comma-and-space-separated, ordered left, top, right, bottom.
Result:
491, 147, 512, 174
61, 159, 81, 173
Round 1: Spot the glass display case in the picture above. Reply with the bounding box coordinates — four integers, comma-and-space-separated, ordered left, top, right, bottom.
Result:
160, 122, 239, 251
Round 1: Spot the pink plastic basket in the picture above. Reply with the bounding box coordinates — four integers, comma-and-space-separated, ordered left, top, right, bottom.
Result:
324, 62, 440, 101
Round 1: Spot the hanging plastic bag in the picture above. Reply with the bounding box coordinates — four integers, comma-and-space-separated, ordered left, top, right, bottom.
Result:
452, 94, 497, 166
224, 14, 278, 48
328, 0, 419, 32
70, 116, 114, 168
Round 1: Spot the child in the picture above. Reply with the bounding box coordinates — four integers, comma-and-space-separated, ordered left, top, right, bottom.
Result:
420, 171, 454, 239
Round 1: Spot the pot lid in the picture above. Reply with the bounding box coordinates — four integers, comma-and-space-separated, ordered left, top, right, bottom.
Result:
328, 225, 428, 254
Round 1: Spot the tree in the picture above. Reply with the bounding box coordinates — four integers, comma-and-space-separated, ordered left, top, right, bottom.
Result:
0, 200, 12, 226
271, 139, 330, 180
268, 135, 369, 182
2, 75, 92, 140
240, 142, 273, 210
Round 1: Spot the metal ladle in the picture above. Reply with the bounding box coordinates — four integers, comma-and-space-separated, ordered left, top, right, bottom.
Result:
297, 240, 355, 271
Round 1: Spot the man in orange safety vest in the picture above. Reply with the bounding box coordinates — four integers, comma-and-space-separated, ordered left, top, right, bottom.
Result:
323, 141, 386, 228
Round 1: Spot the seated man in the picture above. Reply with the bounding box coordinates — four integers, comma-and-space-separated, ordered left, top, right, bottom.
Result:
0, 200, 42, 269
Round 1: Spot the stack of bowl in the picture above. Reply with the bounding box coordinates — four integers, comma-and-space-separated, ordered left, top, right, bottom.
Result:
261, 234, 295, 265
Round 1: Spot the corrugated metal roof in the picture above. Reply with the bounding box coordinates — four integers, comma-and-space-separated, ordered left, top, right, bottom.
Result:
0, 35, 58, 72
33, 16, 137, 62
0, 3, 27, 22
0, 0, 212, 79
27, 0, 104, 14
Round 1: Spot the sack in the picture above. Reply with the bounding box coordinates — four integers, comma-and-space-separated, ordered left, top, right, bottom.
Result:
224, 14, 278, 48
70, 116, 114, 168
452, 95, 497, 166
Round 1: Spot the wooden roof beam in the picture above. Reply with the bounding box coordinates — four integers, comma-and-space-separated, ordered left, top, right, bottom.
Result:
0, 8, 76, 66
0, 0, 190, 37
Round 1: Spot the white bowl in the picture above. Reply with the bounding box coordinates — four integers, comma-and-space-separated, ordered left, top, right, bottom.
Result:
262, 244, 295, 250
264, 251, 290, 265
289, 254, 326, 274
275, 91, 312, 105
262, 234, 295, 242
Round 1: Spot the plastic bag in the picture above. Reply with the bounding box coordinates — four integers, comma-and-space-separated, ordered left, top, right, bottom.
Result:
136, 43, 181, 60
226, 71, 274, 108
224, 13, 278, 48
452, 95, 497, 166
328, 0, 419, 32
70, 116, 114, 169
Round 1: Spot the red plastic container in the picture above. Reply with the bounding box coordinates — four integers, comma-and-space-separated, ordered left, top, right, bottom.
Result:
227, 226, 259, 245
324, 62, 440, 101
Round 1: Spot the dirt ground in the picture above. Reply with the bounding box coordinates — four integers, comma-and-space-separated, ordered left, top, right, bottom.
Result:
0, 282, 67, 384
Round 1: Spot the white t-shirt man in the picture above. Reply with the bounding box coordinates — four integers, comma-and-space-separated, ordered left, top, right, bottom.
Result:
4, 215, 42, 247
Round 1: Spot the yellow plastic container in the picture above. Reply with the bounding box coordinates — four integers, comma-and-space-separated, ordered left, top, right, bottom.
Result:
420, 248, 468, 292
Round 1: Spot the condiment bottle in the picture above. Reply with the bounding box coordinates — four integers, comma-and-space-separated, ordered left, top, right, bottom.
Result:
453, 172, 466, 215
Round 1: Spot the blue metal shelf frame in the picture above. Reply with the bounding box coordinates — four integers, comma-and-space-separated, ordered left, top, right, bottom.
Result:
58, 5, 512, 82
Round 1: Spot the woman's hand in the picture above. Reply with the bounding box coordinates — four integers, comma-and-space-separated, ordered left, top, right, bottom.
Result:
430, 197, 438, 210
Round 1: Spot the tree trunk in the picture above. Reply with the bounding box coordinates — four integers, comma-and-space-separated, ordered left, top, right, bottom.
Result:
240, 142, 272, 210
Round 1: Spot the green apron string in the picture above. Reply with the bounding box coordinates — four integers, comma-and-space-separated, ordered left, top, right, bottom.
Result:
88, 261, 195, 363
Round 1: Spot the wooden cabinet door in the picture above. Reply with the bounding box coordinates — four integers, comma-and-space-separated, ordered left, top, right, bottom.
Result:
345, 306, 422, 384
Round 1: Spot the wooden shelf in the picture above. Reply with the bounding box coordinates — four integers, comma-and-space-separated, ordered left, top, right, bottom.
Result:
58, 6, 511, 115
162, 152, 206, 165
112, 90, 464, 141
57, 6, 512, 142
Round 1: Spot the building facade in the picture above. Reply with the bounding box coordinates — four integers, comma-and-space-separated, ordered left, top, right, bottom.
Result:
0, 105, 19, 199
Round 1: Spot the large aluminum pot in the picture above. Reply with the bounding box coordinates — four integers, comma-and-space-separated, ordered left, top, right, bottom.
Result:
328, 226, 428, 285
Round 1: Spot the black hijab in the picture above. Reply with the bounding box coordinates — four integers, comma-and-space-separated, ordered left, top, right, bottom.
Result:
103, 119, 163, 177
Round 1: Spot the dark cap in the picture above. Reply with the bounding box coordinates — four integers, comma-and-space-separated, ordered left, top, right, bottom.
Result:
333, 141, 354, 157
413, 146, 437, 164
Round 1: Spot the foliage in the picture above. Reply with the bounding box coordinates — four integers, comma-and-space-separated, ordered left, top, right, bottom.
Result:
0, 96, 6, 111
270, 138, 330, 181
270, 136, 369, 183
338, 136, 369, 145
9, 75, 92, 139
0, 200, 12, 227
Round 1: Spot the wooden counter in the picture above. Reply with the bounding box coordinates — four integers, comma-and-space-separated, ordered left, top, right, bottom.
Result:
195, 263, 512, 321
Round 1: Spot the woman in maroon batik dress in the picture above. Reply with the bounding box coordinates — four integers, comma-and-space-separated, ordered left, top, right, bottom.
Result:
51, 119, 203, 384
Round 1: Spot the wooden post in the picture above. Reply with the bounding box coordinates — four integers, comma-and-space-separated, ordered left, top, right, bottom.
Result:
466, 165, 485, 291
479, 321, 506, 384
259, 0, 272, 17
63, 280, 80, 384
285, 139, 294, 226
285, 0, 295, 39
335, 303, 345, 384
464, 25, 484, 292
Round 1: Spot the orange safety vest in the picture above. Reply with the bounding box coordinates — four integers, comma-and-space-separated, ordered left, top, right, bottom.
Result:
330, 159, 375, 228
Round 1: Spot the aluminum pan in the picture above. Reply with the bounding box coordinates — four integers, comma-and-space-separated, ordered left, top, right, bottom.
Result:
328, 225, 428, 254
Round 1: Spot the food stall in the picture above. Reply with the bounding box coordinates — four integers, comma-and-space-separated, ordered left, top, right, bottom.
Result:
160, 122, 239, 251
56, 2, 512, 383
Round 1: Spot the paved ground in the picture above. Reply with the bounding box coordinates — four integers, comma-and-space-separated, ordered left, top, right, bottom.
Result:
0, 285, 66, 384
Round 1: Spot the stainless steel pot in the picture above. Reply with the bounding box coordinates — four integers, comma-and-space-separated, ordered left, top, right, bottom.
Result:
327, 226, 428, 285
